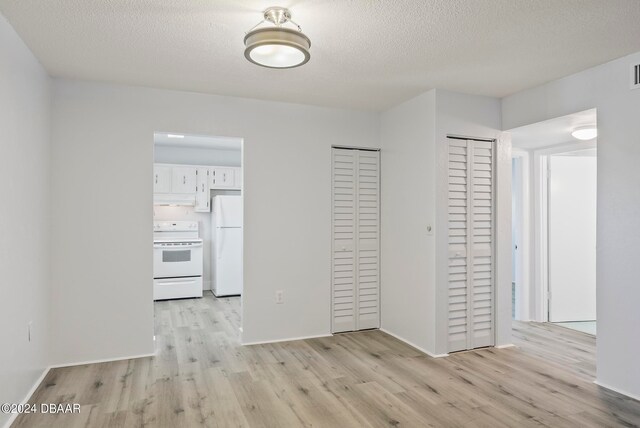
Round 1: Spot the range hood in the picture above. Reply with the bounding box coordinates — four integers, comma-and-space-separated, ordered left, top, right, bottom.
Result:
153, 193, 196, 206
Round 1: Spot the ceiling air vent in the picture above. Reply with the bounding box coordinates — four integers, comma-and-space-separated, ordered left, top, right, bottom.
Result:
632, 63, 640, 90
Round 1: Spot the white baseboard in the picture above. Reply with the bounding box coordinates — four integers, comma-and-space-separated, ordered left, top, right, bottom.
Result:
49, 352, 157, 369
594, 380, 640, 402
2, 366, 51, 428
495, 343, 516, 349
380, 328, 449, 358
242, 333, 332, 346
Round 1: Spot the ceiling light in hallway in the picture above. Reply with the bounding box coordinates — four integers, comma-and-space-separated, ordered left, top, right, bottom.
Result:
571, 126, 598, 140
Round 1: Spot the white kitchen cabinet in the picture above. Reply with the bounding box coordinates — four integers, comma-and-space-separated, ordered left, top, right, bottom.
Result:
154, 164, 240, 200
234, 167, 242, 189
195, 167, 211, 212
171, 166, 197, 194
211, 167, 236, 189
153, 165, 172, 193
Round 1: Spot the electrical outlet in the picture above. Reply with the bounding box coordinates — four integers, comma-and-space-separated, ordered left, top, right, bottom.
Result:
275, 290, 284, 304
27, 321, 32, 342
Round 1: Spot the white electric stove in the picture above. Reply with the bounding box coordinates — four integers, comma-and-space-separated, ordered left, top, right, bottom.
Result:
153, 221, 203, 300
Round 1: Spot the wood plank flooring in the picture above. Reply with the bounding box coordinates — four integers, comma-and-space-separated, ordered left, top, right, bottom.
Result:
13, 293, 640, 427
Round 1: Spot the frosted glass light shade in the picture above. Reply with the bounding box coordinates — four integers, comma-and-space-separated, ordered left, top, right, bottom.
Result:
571, 126, 598, 140
244, 28, 310, 69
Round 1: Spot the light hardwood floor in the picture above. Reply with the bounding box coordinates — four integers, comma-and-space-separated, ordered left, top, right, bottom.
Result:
13, 293, 640, 427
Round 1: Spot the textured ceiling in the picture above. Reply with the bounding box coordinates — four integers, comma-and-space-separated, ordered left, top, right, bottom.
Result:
1, 1, 640, 111
510, 109, 597, 150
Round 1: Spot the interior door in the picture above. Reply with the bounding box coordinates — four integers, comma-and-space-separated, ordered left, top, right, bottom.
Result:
355, 150, 380, 330
331, 148, 380, 333
447, 138, 495, 353
332, 148, 357, 333
548, 155, 597, 322
470, 140, 495, 349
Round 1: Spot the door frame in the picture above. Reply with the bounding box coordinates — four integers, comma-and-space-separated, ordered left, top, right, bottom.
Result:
511, 149, 531, 321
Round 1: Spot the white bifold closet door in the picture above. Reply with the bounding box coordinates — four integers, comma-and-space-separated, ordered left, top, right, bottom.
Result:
447, 138, 495, 352
332, 148, 380, 333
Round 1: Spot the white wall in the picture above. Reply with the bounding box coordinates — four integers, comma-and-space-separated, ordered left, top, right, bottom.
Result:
154, 146, 241, 166
0, 13, 51, 427
50, 79, 379, 364
503, 51, 640, 398
380, 90, 437, 353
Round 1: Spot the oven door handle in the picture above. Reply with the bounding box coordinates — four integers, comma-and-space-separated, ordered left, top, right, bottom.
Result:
154, 243, 203, 249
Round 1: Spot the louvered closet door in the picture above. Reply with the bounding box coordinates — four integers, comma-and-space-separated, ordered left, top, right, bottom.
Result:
332, 149, 357, 332
356, 151, 380, 330
447, 139, 494, 352
332, 148, 380, 333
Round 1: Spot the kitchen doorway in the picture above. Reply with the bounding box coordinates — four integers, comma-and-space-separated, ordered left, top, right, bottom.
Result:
152, 132, 244, 346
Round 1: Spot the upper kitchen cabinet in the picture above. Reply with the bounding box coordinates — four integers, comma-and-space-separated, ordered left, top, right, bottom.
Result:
211, 167, 240, 189
172, 166, 197, 194
195, 167, 211, 212
234, 167, 242, 189
153, 165, 172, 193
154, 164, 240, 199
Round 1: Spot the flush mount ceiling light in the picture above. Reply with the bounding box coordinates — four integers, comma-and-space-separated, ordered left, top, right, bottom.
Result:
244, 7, 311, 69
571, 126, 598, 140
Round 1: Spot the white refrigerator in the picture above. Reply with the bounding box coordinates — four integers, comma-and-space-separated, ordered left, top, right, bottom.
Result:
212, 195, 243, 296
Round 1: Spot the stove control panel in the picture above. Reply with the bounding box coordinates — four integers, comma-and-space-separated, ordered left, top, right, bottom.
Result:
153, 221, 198, 232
